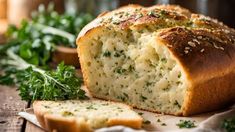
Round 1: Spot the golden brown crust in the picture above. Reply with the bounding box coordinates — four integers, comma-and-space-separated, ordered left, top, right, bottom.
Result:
108, 119, 142, 129
33, 101, 47, 128
149, 4, 191, 17
157, 27, 235, 115
158, 27, 235, 81
44, 115, 92, 132
76, 4, 191, 40
182, 72, 235, 116
77, 4, 235, 42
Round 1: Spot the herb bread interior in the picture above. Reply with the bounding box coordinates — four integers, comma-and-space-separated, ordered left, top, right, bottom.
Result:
77, 4, 235, 116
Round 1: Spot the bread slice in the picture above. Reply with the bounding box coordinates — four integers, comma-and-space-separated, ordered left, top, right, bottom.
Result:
33, 100, 143, 132
76, 4, 235, 116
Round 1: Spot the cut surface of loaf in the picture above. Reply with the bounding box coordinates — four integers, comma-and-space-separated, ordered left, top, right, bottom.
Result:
33, 100, 142, 132
77, 4, 235, 116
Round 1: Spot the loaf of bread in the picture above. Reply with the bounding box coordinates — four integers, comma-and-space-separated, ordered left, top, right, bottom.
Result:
33, 100, 143, 132
76, 4, 235, 116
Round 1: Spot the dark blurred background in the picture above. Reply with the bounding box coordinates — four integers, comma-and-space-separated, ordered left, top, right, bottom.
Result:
0, 0, 234, 32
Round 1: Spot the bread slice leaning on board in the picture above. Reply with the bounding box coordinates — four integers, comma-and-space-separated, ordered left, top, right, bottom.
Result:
33, 100, 143, 132
76, 4, 235, 116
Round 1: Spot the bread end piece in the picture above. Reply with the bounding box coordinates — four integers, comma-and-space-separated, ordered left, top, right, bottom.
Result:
33, 100, 143, 132
33, 101, 92, 132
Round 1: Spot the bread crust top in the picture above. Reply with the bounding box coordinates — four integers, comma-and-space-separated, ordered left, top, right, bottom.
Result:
158, 27, 235, 82
77, 4, 235, 84
77, 4, 189, 39
77, 4, 235, 39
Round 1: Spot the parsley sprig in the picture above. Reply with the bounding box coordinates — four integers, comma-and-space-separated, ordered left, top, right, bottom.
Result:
0, 3, 92, 101
0, 48, 87, 101
176, 120, 196, 128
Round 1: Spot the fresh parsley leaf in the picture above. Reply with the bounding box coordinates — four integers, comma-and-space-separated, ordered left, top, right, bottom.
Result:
0, 49, 87, 101
176, 120, 196, 128
19, 63, 86, 101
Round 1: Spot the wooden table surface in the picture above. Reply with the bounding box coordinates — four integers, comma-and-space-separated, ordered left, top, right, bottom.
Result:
0, 20, 43, 131
0, 85, 43, 132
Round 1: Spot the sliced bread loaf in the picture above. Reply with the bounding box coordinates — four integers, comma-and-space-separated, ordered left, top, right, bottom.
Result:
33, 100, 143, 132
76, 4, 235, 116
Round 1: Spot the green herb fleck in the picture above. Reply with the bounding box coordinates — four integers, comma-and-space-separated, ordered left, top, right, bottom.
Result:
128, 65, 135, 72
163, 87, 169, 91
157, 119, 161, 122
176, 81, 182, 85
114, 52, 121, 57
176, 120, 196, 128
86, 105, 97, 110
140, 95, 147, 102
62, 111, 74, 117
161, 58, 167, 63
125, 12, 129, 16
138, 112, 144, 115
143, 120, 151, 124
43, 105, 50, 109
178, 73, 181, 78
117, 95, 126, 101
115, 68, 126, 74
146, 82, 153, 87
123, 93, 129, 98
114, 50, 125, 58
103, 51, 111, 57
160, 10, 167, 16
186, 21, 193, 27
148, 11, 160, 18
173, 100, 181, 108
113, 21, 120, 25
222, 117, 235, 132
135, 13, 143, 19
161, 123, 167, 126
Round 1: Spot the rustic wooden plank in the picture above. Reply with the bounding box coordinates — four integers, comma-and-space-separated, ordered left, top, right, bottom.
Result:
25, 121, 44, 132
0, 86, 28, 132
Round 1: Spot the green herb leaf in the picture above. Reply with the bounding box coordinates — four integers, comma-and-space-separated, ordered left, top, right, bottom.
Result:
103, 50, 111, 57
143, 120, 151, 124
0, 49, 87, 101
18, 62, 86, 101
176, 120, 196, 128
161, 123, 167, 126
222, 117, 235, 132
140, 95, 147, 102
